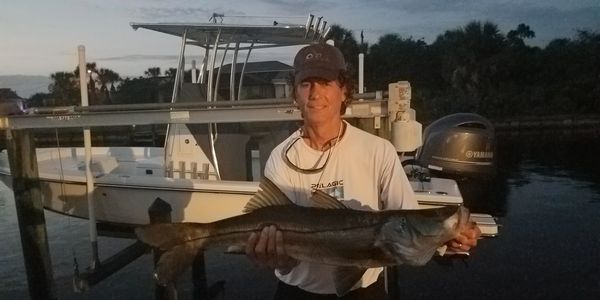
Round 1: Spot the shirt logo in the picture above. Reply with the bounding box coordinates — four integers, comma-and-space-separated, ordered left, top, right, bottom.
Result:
311, 180, 344, 199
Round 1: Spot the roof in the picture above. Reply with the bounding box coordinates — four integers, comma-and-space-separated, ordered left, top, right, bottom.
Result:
130, 22, 329, 48
0, 88, 22, 102
218, 61, 292, 74
214, 61, 292, 87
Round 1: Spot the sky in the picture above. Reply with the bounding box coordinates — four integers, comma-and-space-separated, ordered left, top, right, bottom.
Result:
1, 0, 599, 77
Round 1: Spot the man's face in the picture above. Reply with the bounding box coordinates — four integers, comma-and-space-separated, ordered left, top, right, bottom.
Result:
295, 77, 346, 125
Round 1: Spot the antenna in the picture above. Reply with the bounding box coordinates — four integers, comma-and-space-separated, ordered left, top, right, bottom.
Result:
209, 13, 224, 23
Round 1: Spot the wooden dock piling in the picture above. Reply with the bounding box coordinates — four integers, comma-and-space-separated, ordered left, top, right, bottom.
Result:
148, 197, 178, 300
6, 129, 56, 300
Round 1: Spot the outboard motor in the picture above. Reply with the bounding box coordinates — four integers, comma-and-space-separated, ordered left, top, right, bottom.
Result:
416, 113, 496, 179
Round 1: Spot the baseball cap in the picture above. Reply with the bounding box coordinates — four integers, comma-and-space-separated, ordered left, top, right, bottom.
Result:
293, 43, 346, 85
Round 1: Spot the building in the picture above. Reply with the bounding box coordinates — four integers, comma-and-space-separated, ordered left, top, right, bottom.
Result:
0, 88, 24, 115
216, 61, 293, 100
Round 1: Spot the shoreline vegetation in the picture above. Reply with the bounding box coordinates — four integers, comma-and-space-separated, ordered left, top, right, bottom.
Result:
1, 114, 598, 150
493, 114, 600, 131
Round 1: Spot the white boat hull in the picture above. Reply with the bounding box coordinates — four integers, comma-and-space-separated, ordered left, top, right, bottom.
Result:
0, 146, 258, 224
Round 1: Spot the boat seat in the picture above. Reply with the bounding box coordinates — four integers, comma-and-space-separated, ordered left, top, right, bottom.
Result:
77, 156, 119, 176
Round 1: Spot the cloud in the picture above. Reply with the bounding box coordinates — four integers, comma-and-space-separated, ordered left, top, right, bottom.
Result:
96, 54, 179, 62
257, 0, 336, 12
135, 6, 246, 22
339, 0, 600, 45
348, 0, 485, 14
477, 4, 600, 43
350, 0, 599, 15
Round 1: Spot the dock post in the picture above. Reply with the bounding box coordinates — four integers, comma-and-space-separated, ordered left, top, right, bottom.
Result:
148, 197, 177, 300
192, 249, 225, 299
192, 251, 208, 299
6, 129, 56, 300
385, 266, 399, 299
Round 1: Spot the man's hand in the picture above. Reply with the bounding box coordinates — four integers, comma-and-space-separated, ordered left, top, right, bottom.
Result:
246, 225, 298, 275
447, 222, 481, 252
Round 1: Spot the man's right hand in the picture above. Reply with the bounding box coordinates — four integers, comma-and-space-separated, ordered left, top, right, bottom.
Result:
246, 225, 298, 275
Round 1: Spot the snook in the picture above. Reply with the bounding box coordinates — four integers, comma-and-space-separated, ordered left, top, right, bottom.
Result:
136, 177, 469, 296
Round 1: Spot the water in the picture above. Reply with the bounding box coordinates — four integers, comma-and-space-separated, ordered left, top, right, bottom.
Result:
394, 130, 600, 299
1, 130, 599, 299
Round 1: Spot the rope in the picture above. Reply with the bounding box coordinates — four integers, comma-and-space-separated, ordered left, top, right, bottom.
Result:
54, 129, 80, 274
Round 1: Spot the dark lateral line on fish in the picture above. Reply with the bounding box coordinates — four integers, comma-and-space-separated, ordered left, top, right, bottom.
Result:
177, 221, 390, 245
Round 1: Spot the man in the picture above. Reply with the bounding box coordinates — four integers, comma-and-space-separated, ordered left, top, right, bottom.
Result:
246, 43, 481, 299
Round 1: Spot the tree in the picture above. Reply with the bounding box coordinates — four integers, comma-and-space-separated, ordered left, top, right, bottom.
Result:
97, 68, 121, 104
538, 31, 600, 114
73, 62, 101, 105
572, 30, 600, 112
327, 25, 361, 79
165, 68, 177, 79
365, 34, 429, 90
27, 92, 51, 107
144, 67, 162, 78
430, 21, 508, 117
48, 71, 78, 106
507, 23, 535, 47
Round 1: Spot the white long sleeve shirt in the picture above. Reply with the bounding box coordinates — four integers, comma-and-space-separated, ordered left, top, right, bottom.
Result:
264, 121, 418, 294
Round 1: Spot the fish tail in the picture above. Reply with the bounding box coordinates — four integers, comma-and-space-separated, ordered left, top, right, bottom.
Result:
153, 242, 199, 286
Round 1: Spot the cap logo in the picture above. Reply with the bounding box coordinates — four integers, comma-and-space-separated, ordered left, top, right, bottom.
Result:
305, 52, 322, 62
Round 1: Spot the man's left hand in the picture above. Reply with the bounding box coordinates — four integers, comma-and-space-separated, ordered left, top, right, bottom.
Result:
447, 222, 481, 252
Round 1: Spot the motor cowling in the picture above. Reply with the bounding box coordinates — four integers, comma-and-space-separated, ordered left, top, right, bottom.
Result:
416, 113, 496, 179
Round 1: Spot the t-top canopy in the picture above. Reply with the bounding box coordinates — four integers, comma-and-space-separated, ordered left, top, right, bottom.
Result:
130, 22, 329, 48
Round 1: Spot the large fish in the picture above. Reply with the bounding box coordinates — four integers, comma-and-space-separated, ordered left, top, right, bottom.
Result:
136, 177, 470, 296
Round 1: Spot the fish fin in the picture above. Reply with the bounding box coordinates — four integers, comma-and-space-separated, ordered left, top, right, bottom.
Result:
310, 190, 348, 209
243, 177, 294, 213
332, 266, 367, 296
154, 243, 199, 286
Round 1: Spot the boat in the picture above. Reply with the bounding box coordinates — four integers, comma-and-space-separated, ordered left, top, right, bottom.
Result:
0, 15, 498, 236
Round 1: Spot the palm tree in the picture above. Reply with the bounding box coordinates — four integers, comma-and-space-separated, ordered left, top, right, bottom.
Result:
73, 62, 101, 105
97, 68, 121, 104
507, 23, 535, 47
431, 21, 507, 115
